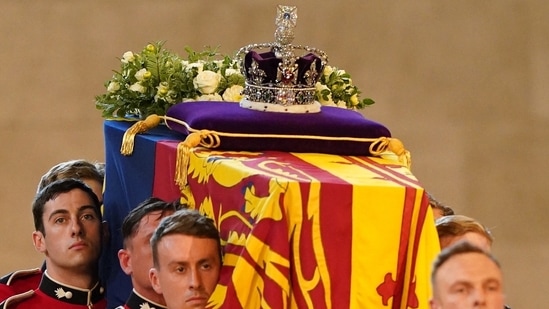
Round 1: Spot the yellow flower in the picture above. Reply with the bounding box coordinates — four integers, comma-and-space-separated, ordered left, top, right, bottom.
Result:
350, 94, 359, 106
156, 83, 170, 95
146, 44, 156, 52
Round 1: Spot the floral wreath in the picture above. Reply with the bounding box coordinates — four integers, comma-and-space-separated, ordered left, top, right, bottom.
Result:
95, 41, 374, 118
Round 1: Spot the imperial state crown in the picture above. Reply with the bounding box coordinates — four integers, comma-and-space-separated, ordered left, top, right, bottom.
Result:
236, 5, 328, 113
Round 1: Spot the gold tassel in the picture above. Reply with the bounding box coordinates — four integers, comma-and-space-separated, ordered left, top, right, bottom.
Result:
175, 132, 205, 190
369, 137, 412, 169
387, 138, 412, 169
120, 115, 162, 156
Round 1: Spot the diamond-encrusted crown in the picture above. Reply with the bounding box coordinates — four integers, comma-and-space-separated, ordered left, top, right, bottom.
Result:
236, 5, 329, 113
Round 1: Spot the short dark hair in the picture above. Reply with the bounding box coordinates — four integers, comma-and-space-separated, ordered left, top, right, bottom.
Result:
37, 160, 104, 192
431, 240, 501, 286
151, 209, 222, 268
435, 215, 494, 245
121, 197, 184, 247
32, 178, 102, 235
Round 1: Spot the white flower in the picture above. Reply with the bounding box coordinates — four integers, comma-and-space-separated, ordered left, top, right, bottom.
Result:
186, 61, 204, 72
315, 82, 328, 92
336, 101, 347, 108
225, 68, 239, 76
154, 82, 175, 103
222, 85, 244, 102
336, 69, 346, 76
121, 51, 135, 63
129, 82, 146, 93
134, 68, 150, 81
323, 65, 333, 77
197, 93, 223, 101
107, 82, 120, 93
194, 70, 221, 94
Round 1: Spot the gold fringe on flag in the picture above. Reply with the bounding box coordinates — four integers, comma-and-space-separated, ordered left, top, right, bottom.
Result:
120, 115, 162, 155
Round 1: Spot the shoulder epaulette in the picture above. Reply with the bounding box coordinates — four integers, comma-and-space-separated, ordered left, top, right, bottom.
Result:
0, 290, 34, 308
0, 269, 41, 286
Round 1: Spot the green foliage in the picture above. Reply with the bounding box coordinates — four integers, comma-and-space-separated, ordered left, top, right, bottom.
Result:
95, 42, 245, 118
316, 66, 375, 109
95, 42, 375, 119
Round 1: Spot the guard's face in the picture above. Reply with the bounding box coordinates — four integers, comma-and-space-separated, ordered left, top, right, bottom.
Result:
430, 252, 505, 309
33, 189, 102, 273
119, 210, 173, 295
150, 234, 221, 309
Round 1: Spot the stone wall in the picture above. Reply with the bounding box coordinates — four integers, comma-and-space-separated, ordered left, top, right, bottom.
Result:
1, 1, 547, 307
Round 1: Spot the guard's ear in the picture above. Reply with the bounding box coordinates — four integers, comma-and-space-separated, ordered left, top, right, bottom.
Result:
429, 299, 440, 309
150, 267, 162, 294
32, 231, 47, 254
118, 248, 132, 275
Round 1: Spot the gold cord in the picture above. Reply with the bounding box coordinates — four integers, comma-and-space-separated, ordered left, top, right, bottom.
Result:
119, 114, 411, 189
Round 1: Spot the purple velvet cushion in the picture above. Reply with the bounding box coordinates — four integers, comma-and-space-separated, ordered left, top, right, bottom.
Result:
165, 101, 391, 156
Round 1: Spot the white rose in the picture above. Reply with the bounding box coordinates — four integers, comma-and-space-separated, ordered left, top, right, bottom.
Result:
194, 70, 221, 94
323, 65, 333, 77
107, 82, 120, 93
129, 82, 146, 93
315, 82, 329, 92
222, 85, 244, 102
134, 68, 150, 81
197, 93, 223, 101
121, 51, 135, 63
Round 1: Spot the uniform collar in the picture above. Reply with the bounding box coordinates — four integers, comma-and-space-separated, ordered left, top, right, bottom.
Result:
125, 290, 166, 309
39, 271, 104, 306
